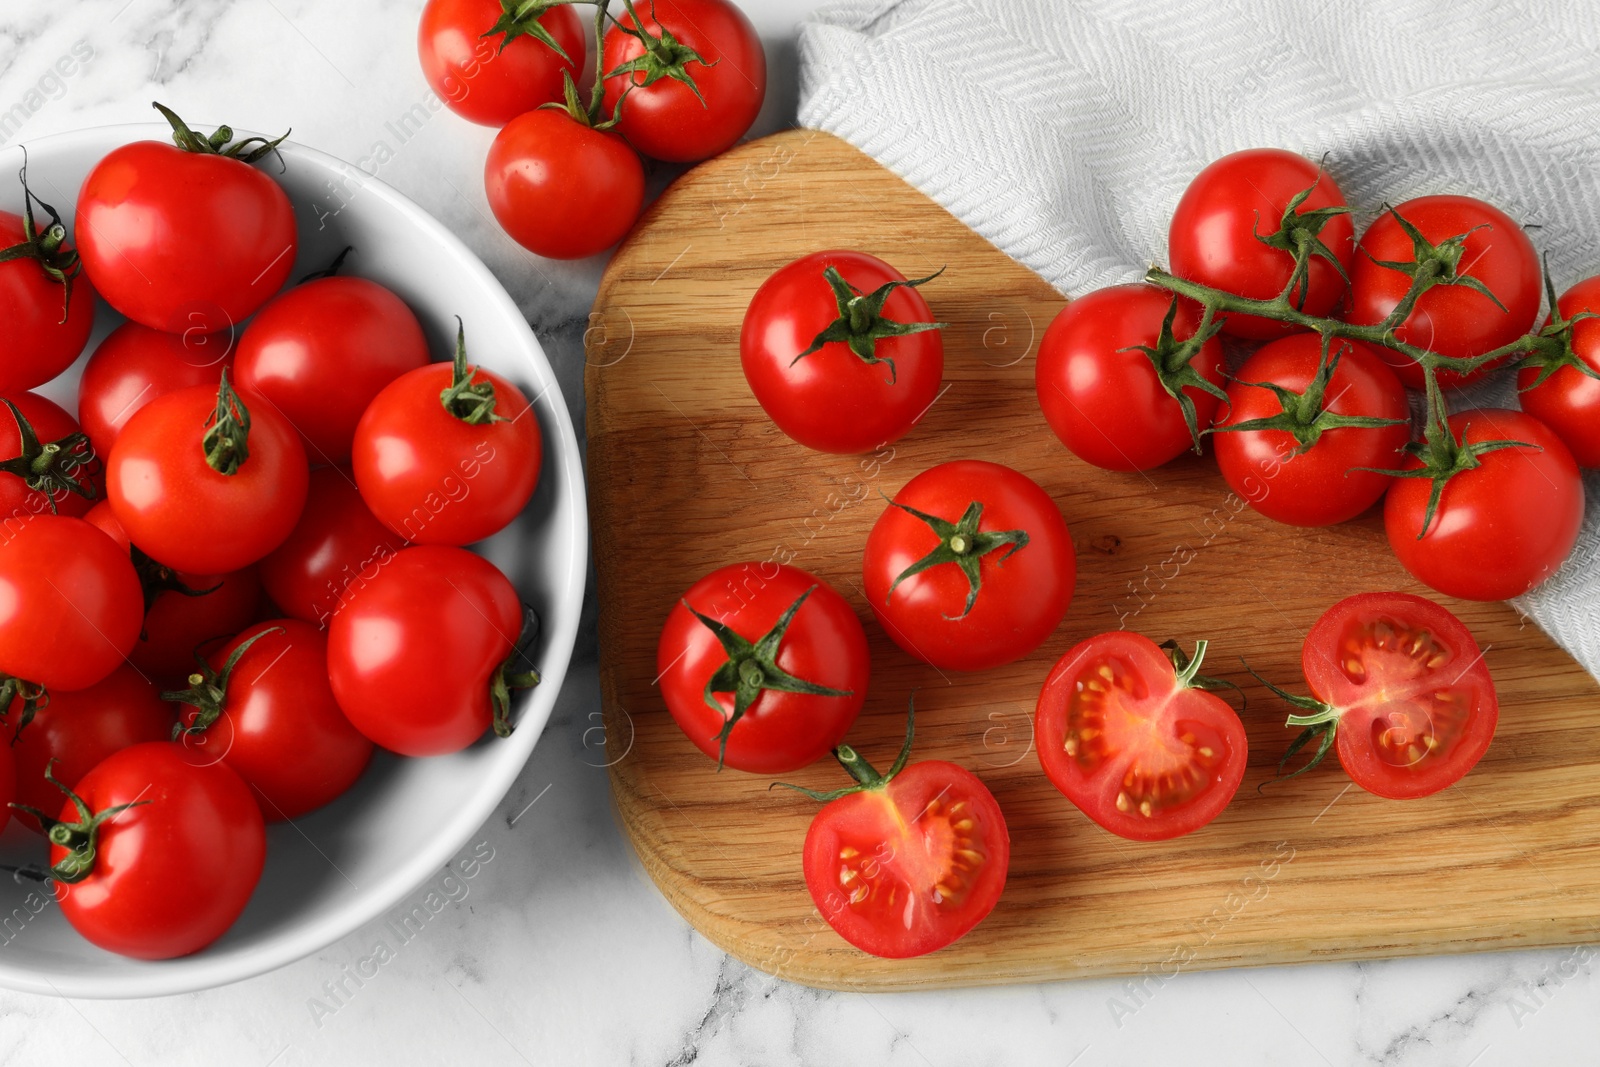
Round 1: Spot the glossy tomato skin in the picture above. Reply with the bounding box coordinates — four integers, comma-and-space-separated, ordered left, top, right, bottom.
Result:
0, 515, 142, 690
352, 362, 540, 546
261, 466, 408, 627
1347, 196, 1539, 388
418, 0, 584, 126
0, 209, 97, 393
82, 500, 130, 550
77, 320, 232, 461
1520, 275, 1600, 468
741, 251, 943, 454
54, 742, 265, 960
1213, 336, 1410, 526
10, 664, 174, 831
1036, 284, 1227, 471
485, 110, 645, 260
107, 382, 309, 573
863, 461, 1074, 671
803, 760, 1009, 959
0, 392, 98, 521
1035, 632, 1248, 841
657, 563, 868, 774
0, 742, 11, 835
601, 0, 766, 163
1169, 148, 1354, 339
177, 619, 373, 821
1304, 593, 1497, 798
132, 566, 263, 685
235, 277, 430, 463
1384, 409, 1583, 601
327, 546, 523, 756
76, 141, 296, 334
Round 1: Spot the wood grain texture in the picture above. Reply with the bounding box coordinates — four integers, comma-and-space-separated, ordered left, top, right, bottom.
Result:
586, 129, 1600, 992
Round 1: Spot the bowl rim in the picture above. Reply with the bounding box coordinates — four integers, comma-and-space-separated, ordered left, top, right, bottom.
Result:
0, 123, 589, 1000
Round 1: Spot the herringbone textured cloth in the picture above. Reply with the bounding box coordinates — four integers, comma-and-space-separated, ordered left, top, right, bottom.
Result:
798, 0, 1600, 677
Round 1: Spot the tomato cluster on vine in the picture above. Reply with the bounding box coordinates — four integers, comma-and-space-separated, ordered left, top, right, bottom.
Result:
0, 104, 544, 961
419, 0, 767, 260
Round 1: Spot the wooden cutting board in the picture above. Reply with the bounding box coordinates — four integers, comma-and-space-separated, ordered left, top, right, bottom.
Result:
586, 129, 1600, 992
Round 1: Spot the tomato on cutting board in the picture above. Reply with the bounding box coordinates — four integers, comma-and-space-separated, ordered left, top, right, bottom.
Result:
1265, 592, 1498, 799
741, 250, 945, 455
862, 460, 1074, 671
657, 562, 868, 773
1035, 633, 1247, 840
1036, 283, 1227, 471
1168, 147, 1355, 340
794, 700, 1010, 959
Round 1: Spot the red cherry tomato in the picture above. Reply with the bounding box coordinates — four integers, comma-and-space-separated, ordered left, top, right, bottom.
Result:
417, 0, 584, 127
77, 319, 232, 461
1035, 632, 1247, 840
49, 742, 265, 960
76, 127, 296, 334
0, 392, 99, 522
235, 276, 431, 463
1384, 409, 1583, 601
1346, 196, 1540, 389
601, 0, 767, 163
484, 109, 645, 260
0, 204, 96, 393
802, 721, 1009, 959
0, 514, 142, 691
1036, 284, 1227, 471
132, 566, 263, 685
1291, 592, 1498, 799
351, 329, 540, 546
82, 500, 130, 550
741, 251, 944, 454
327, 545, 531, 756
171, 619, 373, 821
107, 378, 309, 573
1169, 148, 1355, 340
9, 664, 174, 832
657, 563, 868, 773
1211, 336, 1410, 526
863, 461, 1074, 671
260, 465, 408, 628
1519, 275, 1600, 468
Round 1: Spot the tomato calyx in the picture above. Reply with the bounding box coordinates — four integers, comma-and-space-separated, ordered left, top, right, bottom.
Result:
1253, 168, 1352, 308
883, 495, 1029, 619
164, 625, 283, 735
1160, 639, 1245, 706
0, 157, 85, 324
1209, 339, 1407, 456
130, 547, 222, 618
0, 673, 47, 742
790, 266, 946, 385
438, 318, 508, 425
482, 0, 580, 62
298, 244, 354, 286
774, 694, 917, 802
152, 101, 289, 165
7, 759, 151, 884
0, 398, 98, 513
684, 585, 855, 770
487, 605, 543, 739
1361, 205, 1505, 320
202, 370, 254, 475
1121, 295, 1228, 451
1245, 662, 1341, 785
607, 0, 715, 107
542, 70, 629, 131
1516, 265, 1600, 392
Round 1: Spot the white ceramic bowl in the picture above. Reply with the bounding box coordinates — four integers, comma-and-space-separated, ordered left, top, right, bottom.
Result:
0, 126, 587, 998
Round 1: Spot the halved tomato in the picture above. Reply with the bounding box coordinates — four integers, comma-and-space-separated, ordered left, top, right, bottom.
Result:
1035, 632, 1247, 840
1276, 592, 1497, 799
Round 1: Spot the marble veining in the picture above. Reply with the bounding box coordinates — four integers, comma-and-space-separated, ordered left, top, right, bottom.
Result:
0, 2, 1595, 1064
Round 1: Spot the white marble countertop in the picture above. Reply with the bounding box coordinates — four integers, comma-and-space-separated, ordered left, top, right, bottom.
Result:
1, 2, 1595, 1064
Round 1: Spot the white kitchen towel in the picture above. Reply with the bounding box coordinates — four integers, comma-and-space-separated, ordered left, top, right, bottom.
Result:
797, 0, 1600, 678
